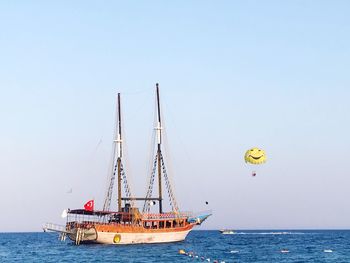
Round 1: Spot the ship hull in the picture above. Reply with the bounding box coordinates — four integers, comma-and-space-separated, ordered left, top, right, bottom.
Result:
95, 228, 191, 244
67, 224, 194, 245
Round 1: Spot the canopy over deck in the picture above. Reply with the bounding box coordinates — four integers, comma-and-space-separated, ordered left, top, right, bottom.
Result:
68, 209, 115, 216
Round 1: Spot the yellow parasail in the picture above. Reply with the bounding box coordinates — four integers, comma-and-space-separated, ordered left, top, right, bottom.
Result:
244, 147, 267, 165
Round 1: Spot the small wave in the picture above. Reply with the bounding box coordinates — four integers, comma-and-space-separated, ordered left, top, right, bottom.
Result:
0, 252, 9, 257
324, 249, 333, 253
236, 232, 305, 235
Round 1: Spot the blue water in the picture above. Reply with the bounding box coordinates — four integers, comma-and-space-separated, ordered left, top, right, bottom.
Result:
1, 230, 350, 262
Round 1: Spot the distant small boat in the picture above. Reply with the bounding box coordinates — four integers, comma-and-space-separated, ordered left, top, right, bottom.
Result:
280, 249, 289, 253
323, 249, 333, 253
220, 229, 235, 235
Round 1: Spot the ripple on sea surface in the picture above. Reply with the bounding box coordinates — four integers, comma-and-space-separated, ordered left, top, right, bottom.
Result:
1, 230, 350, 262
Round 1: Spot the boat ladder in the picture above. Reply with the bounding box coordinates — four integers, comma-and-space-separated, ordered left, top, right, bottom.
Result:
75, 228, 85, 245
59, 232, 67, 241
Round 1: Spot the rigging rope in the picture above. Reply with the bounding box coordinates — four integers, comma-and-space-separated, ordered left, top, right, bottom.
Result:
160, 152, 179, 213
142, 155, 157, 213
103, 159, 117, 211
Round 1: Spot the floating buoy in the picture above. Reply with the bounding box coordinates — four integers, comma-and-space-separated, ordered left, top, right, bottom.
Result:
178, 249, 224, 263
178, 249, 186, 255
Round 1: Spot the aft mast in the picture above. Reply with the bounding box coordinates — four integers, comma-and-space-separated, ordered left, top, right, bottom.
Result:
117, 93, 122, 212
155, 83, 163, 214
143, 83, 179, 215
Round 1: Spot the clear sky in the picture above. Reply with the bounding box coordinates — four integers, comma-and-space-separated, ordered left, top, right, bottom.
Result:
1, 1, 350, 232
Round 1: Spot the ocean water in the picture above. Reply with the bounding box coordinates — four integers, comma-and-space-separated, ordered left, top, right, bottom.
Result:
1, 230, 350, 262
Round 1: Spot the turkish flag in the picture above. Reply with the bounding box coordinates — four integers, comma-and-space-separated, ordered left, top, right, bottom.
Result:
84, 200, 94, 211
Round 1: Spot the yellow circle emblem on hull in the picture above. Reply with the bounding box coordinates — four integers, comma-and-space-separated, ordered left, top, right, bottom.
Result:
113, 234, 121, 244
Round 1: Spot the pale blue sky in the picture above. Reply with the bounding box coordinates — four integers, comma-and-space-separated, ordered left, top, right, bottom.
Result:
1, 1, 350, 231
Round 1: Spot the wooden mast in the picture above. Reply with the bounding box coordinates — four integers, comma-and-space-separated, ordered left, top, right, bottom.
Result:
156, 83, 163, 214
117, 93, 122, 212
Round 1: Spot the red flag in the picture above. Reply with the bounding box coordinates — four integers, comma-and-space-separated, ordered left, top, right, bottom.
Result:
84, 200, 94, 211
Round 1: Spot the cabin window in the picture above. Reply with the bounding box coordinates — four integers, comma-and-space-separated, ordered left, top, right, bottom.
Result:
144, 221, 151, 229
159, 221, 164, 229
153, 221, 158, 229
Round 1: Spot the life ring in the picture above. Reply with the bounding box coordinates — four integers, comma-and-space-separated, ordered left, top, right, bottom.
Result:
113, 234, 121, 244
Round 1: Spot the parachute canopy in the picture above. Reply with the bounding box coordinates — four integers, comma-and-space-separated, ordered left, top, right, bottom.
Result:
244, 147, 267, 165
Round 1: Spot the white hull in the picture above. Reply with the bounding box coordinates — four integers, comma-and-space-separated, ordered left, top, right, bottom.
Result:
68, 228, 192, 245
96, 229, 191, 244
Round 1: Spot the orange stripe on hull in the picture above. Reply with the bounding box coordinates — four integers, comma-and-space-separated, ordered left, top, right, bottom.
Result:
94, 223, 194, 233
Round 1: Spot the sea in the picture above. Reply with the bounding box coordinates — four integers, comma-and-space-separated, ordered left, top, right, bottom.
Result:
1, 230, 350, 262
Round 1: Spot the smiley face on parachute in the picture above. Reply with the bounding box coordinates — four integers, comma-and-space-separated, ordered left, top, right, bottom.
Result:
244, 148, 267, 165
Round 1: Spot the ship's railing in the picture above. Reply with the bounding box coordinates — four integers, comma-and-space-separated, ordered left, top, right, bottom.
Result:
67, 213, 110, 224
64, 210, 197, 223
43, 222, 69, 233
142, 211, 193, 220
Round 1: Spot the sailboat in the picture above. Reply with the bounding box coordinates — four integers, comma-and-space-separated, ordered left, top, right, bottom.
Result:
44, 84, 211, 245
